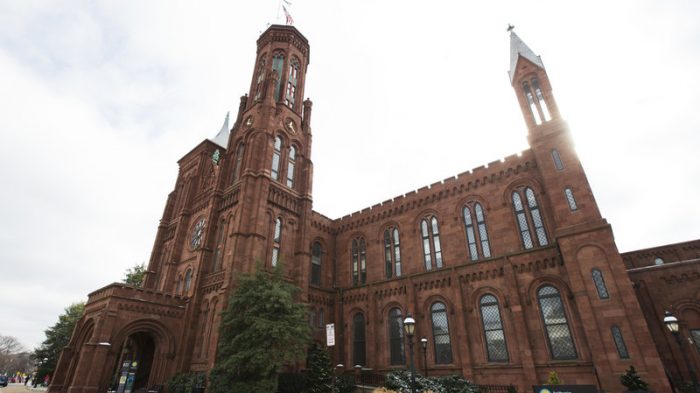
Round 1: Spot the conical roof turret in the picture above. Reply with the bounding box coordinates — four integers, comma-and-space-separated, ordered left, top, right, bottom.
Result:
509, 31, 545, 83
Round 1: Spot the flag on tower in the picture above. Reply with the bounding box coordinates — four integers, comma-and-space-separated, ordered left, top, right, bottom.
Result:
282, 5, 294, 25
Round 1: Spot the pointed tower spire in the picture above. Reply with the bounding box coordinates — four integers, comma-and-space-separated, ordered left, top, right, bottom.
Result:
209, 111, 230, 148
509, 31, 545, 82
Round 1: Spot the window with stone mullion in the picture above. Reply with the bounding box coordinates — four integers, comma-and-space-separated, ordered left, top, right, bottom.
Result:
353, 313, 366, 366
463, 207, 479, 261
474, 203, 491, 258
480, 295, 508, 362
352, 239, 359, 286
538, 286, 577, 360
271, 218, 282, 267
525, 188, 548, 246
311, 242, 322, 286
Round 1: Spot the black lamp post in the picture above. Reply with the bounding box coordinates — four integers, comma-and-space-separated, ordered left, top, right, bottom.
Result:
664, 311, 699, 390
404, 313, 417, 393
420, 337, 428, 377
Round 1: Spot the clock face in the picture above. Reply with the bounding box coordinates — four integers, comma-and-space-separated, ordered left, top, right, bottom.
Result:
190, 218, 206, 250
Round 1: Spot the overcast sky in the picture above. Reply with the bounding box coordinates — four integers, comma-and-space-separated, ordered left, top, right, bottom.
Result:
1, 1, 698, 350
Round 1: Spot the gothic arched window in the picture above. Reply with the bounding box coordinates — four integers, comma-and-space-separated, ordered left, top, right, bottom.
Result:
353, 312, 366, 366
564, 188, 578, 211
352, 238, 366, 286
383, 227, 402, 279
184, 269, 192, 295
311, 242, 322, 286
212, 219, 225, 272
175, 275, 182, 295
463, 203, 491, 261
522, 81, 542, 125
285, 57, 300, 108
271, 218, 282, 267
592, 269, 609, 299
431, 302, 453, 364
272, 52, 285, 101
286, 145, 296, 188
388, 307, 405, 365
551, 149, 564, 171
421, 216, 443, 270
271, 136, 282, 181
232, 143, 245, 182
254, 57, 266, 101
611, 325, 630, 359
479, 294, 508, 362
531, 78, 551, 121
512, 188, 548, 249
537, 285, 577, 360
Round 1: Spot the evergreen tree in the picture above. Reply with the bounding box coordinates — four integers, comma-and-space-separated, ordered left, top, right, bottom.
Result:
304, 343, 332, 393
123, 262, 146, 286
208, 263, 311, 393
33, 303, 85, 381
620, 366, 649, 391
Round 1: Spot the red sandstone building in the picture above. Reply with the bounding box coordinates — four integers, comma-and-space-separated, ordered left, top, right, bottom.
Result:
49, 25, 700, 393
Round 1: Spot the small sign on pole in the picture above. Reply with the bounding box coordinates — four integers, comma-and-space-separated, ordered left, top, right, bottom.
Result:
326, 323, 335, 346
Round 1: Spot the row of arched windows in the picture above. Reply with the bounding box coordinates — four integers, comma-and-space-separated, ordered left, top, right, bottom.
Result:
351, 284, 630, 366
175, 269, 193, 297
271, 136, 297, 188
252, 51, 302, 110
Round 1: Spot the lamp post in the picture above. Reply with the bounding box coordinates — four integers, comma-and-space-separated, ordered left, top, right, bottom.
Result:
664, 311, 699, 390
403, 313, 417, 393
420, 337, 428, 377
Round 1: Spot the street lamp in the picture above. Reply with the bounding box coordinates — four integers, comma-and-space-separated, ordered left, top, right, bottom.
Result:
664, 311, 699, 390
420, 337, 428, 377
403, 313, 417, 393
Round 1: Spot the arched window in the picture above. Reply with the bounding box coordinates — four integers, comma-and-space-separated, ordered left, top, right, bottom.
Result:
232, 143, 245, 182
352, 238, 366, 286
592, 269, 609, 299
389, 307, 405, 365
286, 146, 296, 188
271, 218, 281, 267
522, 81, 542, 125
175, 275, 183, 295
253, 57, 266, 101
184, 269, 192, 294
611, 325, 630, 359
531, 78, 551, 121
212, 219, 225, 272
537, 285, 577, 360
551, 149, 564, 171
383, 227, 402, 278
512, 188, 548, 249
353, 313, 366, 366
564, 188, 578, 211
285, 57, 300, 108
421, 216, 443, 270
463, 203, 491, 261
272, 52, 285, 101
431, 302, 453, 364
654, 257, 664, 265
479, 295, 508, 362
271, 136, 282, 181
311, 242, 322, 286
318, 308, 324, 328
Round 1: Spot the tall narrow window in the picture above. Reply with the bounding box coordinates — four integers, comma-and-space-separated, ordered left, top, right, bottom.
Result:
232, 143, 245, 182
352, 238, 366, 286
311, 242, 322, 286
564, 188, 578, 211
525, 188, 548, 246
523, 81, 542, 125
271, 136, 282, 180
592, 269, 609, 299
318, 308, 324, 328
421, 216, 443, 270
537, 285, 577, 360
531, 78, 551, 121
253, 58, 266, 101
479, 295, 509, 362
285, 57, 300, 108
463, 203, 491, 261
389, 308, 405, 365
286, 146, 296, 188
271, 218, 281, 267
212, 219, 225, 272
384, 227, 402, 278
184, 269, 192, 294
512, 192, 533, 249
431, 302, 453, 364
611, 325, 630, 359
551, 149, 564, 171
272, 52, 284, 101
175, 275, 182, 295
353, 313, 366, 366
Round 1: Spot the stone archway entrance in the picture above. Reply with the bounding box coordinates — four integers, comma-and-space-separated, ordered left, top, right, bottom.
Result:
109, 332, 157, 393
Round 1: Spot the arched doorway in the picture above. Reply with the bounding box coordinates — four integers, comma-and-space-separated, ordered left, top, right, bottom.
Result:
109, 332, 156, 393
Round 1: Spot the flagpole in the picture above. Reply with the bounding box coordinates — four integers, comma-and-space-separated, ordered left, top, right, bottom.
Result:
275, 0, 282, 24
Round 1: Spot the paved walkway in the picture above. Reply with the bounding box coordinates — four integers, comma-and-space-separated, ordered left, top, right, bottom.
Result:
0, 383, 47, 393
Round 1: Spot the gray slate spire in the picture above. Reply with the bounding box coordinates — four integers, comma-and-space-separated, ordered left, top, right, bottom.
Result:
209, 112, 230, 148
509, 31, 545, 83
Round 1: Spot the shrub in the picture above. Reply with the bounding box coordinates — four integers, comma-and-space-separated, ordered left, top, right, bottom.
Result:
278, 373, 306, 393
384, 370, 478, 393
620, 366, 649, 391
335, 374, 356, 393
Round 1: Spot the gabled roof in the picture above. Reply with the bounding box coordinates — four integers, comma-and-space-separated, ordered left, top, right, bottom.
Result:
209, 112, 230, 148
508, 31, 545, 82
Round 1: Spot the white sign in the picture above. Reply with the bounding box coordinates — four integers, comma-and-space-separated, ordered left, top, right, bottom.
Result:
326, 323, 335, 346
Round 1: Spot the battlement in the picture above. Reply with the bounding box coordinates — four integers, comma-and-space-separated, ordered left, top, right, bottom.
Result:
331, 149, 536, 233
